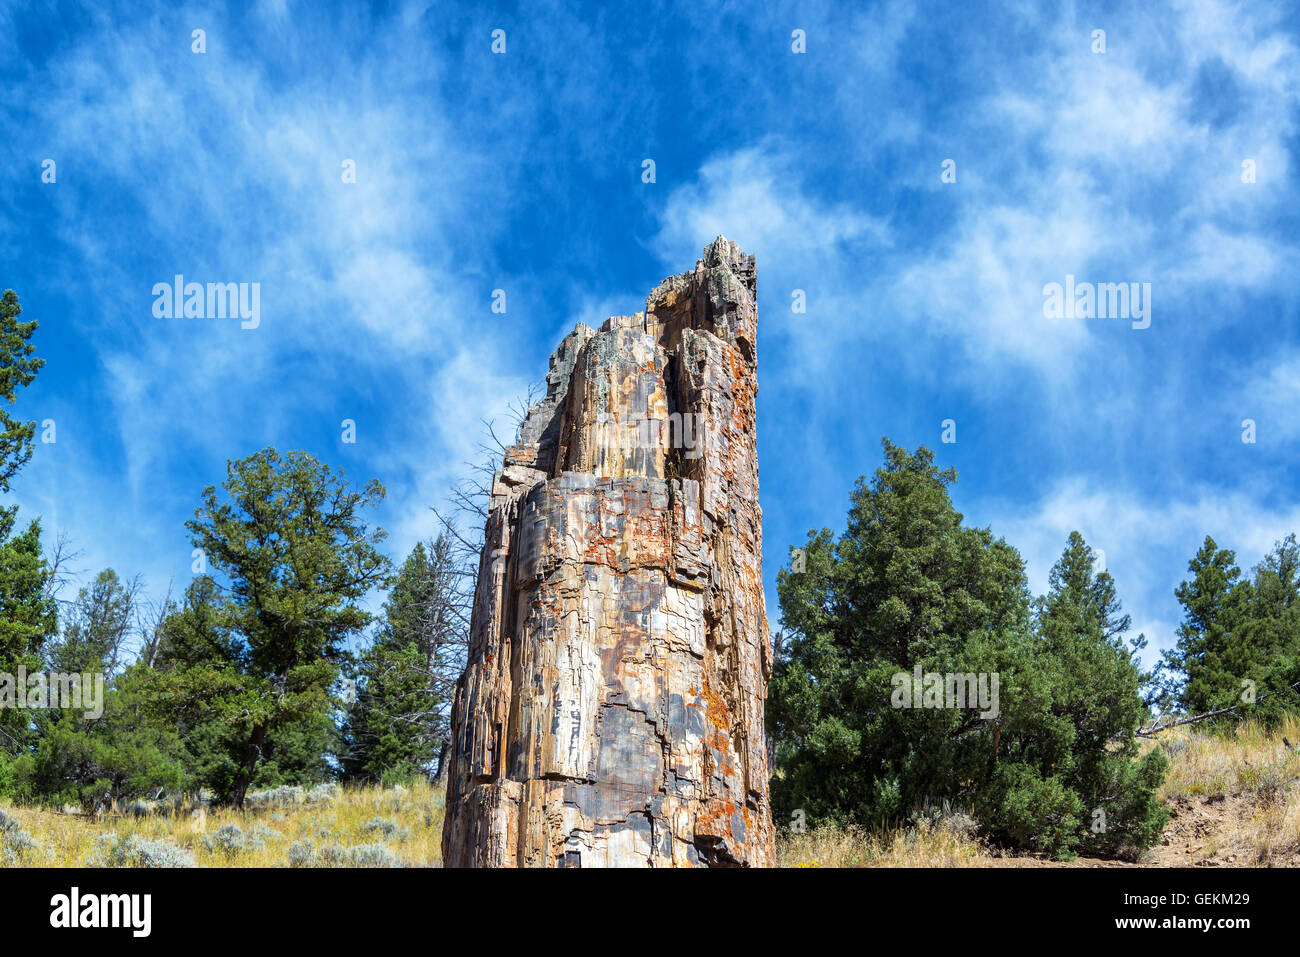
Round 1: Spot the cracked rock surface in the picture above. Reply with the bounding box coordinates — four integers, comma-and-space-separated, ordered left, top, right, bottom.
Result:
442, 238, 775, 867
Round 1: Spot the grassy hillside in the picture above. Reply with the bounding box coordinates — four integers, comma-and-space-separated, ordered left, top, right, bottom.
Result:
1, 779, 446, 868
2, 717, 1298, 867
780, 715, 1300, 867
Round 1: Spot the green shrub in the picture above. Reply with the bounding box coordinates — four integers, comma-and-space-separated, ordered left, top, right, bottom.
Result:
0, 754, 14, 799
106, 835, 197, 868
769, 441, 1170, 859
204, 823, 264, 856
361, 816, 410, 841
0, 808, 45, 864
348, 843, 402, 868
287, 840, 316, 867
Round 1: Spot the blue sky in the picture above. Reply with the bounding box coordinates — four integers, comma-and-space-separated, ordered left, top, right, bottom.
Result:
2, 0, 1297, 669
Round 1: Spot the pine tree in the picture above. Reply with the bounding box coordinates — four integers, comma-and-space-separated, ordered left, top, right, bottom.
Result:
0, 289, 54, 771
342, 537, 463, 783
142, 449, 391, 806
0, 289, 44, 495
1162, 537, 1245, 713
769, 442, 1168, 858
43, 569, 139, 674
1161, 534, 1300, 724
14, 569, 188, 810
0, 517, 56, 674
1230, 536, 1300, 722
770, 440, 1034, 831
1006, 532, 1169, 857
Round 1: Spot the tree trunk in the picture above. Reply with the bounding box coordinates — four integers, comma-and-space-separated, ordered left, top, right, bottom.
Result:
442, 239, 775, 867
231, 724, 267, 809
433, 737, 450, 784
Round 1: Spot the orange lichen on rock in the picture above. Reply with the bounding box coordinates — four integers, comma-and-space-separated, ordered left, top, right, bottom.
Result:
442, 238, 774, 867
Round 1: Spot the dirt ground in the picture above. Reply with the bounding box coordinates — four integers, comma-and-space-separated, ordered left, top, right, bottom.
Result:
983, 790, 1299, 868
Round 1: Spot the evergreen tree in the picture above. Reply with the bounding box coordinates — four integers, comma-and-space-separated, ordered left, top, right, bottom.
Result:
142, 449, 391, 806
1162, 537, 1245, 713
43, 569, 138, 674
13, 569, 187, 810
14, 663, 189, 810
993, 532, 1169, 857
769, 441, 1169, 859
342, 538, 460, 783
1228, 536, 1300, 722
0, 289, 53, 777
144, 577, 248, 798
0, 516, 56, 676
0, 289, 44, 495
770, 441, 1034, 830
1162, 535, 1300, 724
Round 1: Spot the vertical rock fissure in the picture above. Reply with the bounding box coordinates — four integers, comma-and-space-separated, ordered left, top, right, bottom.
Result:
442, 237, 775, 867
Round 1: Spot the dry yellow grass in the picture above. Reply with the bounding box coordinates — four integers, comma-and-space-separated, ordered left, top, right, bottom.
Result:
781, 717, 1300, 868
1156, 714, 1300, 801
778, 816, 993, 868
4, 718, 1298, 867
0, 779, 446, 868
1148, 715, 1300, 866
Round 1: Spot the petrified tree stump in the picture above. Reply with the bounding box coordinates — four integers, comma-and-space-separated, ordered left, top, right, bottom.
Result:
442, 238, 775, 867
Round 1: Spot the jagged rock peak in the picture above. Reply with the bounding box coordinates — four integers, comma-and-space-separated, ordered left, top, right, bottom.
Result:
442, 239, 773, 867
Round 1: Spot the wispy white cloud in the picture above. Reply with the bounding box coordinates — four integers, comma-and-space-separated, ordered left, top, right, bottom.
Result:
4, 0, 1297, 673
1237, 351, 1300, 441
653, 143, 890, 268
646, 0, 1300, 665
6, 5, 531, 600
981, 479, 1300, 662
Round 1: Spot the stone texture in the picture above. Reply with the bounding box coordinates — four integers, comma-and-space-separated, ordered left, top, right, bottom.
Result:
442, 238, 774, 867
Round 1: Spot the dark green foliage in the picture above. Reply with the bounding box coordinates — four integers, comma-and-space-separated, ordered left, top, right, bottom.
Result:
1161, 535, 1300, 725
0, 289, 44, 495
1160, 537, 1246, 714
0, 289, 53, 755
11, 571, 189, 810
769, 440, 1169, 859
0, 515, 55, 676
43, 569, 136, 674
342, 637, 434, 784
769, 442, 1032, 828
1231, 535, 1300, 722
342, 537, 459, 784
243, 710, 337, 789
142, 449, 390, 806
986, 532, 1170, 857
13, 664, 188, 810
